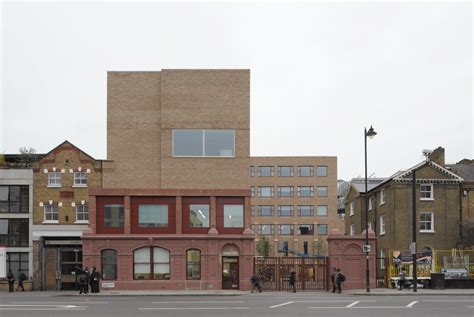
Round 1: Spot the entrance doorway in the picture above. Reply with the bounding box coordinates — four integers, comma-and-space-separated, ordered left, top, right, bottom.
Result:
43, 240, 82, 291
222, 256, 239, 289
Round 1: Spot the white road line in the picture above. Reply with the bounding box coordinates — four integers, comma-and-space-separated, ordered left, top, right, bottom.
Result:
12, 301, 107, 304
0, 304, 82, 307
424, 300, 474, 302
152, 301, 245, 304
269, 301, 293, 308
346, 301, 360, 308
294, 300, 376, 303
407, 301, 418, 308
308, 306, 408, 309
0, 308, 86, 311
139, 307, 249, 310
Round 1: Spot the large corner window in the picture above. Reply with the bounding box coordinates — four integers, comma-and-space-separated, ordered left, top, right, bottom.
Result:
173, 129, 235, 157
0, 219, 29, 247
0, 186, 29, 213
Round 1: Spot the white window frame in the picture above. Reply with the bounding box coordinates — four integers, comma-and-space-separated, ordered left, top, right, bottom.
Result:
350, 224, 355, 236
368, 197, 373, 211
420, 184, 434, 201
420, 212, 434, 233
349, 202, 355, 216
379, 215, 385, 235
380, 189, 385, 205
43, 203, 59, 223
75, 203, 89, 223
73, 172, 88, 187
48, 172, 62, 187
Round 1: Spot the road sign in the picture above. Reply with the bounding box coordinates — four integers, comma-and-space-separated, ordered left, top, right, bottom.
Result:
363, 245, 371, 253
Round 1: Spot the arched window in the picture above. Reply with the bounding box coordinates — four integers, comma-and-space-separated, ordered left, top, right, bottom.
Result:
186, 249, 201, 280
133, 247, 170, 280
101, 249, 117, 280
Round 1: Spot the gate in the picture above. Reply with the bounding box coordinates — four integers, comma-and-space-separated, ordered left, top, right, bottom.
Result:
254, 256, 328, 291
376, 257, 388, 288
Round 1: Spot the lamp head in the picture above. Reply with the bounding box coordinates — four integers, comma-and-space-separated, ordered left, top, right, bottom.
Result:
366, 125, 377, 139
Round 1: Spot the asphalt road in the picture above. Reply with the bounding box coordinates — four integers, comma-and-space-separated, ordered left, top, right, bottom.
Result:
1, 293, 473, 317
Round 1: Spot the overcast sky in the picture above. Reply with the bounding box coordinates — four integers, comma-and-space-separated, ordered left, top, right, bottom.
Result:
1, 1, 472, 180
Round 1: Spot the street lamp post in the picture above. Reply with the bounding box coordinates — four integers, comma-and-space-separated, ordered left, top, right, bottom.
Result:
364, 125, 377, 293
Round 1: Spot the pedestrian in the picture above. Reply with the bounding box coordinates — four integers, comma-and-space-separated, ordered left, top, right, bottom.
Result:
289, 270, 297, 293
91, 266, 100, 293
17, 270, 27, 291
398, 267, 406, 290
78, 270, 88, 295
250, 273, 262, 293
84, 267, 90, 294
7, 270, 15, 293
330, 267, 337, 293
335, 268, 345, 293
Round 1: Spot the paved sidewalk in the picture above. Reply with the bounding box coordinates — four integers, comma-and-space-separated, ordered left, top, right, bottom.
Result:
2, 288, 473, 297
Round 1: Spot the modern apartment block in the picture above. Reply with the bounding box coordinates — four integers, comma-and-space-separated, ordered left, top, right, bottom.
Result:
249, 157, 343, 257
82, 70, 254, 291
344, 147, 465, 260
0, 158, 34, 290
31, 141, 102, 290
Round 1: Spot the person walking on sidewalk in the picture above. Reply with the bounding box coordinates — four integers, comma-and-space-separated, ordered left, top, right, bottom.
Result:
17, 270, 26, 291
7, 270, 15, 293
330, 267, 337, 293
335, 268, 345, 293
78, 270, 88, 295
398, 268, 406, 290
250, 274, 262, 293
289, 270, 297, 293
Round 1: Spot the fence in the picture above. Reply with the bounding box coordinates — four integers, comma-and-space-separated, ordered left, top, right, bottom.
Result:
253, 256, 328, 291
386, 249, 474, 284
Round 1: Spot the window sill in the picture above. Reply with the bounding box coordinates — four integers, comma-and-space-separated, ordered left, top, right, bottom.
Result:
47, 185, 62, 188
420, 230, 435, 233
42, 220, 59, 224
349, 213, 354, 217
74, 221, 89, 224
420, 198, 434, 201
72, 185, 88, 188
379, 232, 386, 236
380, 202, 385, 206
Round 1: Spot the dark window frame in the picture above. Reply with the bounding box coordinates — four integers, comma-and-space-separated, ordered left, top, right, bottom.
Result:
101, 249, 117, 280
0, 185, 29, 214
186, 249, 201, 280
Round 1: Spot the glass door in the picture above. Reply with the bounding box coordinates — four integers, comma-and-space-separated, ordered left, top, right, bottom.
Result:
60, 248, 82, 290
222, 256, 239, 289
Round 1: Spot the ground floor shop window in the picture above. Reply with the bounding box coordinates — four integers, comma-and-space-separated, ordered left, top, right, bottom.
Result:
101, 249, 117, 280
186, 249, 201, 280
6, 252, 29, 277
134, 247, 170, 280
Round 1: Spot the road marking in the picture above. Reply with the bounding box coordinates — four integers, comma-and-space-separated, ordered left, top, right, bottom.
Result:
346, 301, 360, 308
0, 308, 86, 311
140, 307, 248, 310
0, 304, 83, 307
424, 300, 474, 302
294, 300, 376, 303
407, 301, 418, 308
152, 301, 245, 304
269, 301, 293, 308
12, 301, 108, 304
308, 306, 409, 309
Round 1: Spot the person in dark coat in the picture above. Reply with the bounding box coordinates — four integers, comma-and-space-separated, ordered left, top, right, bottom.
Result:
250, 274, 262, 293
7, 270, 15, 292
289, 271, 297, 293
335, 268, 345, 293
17, 270, 27, 291
78, 270, 88, 294
84, 267, 90, 294
330, 267, 337, 293
91, 266, 101, 293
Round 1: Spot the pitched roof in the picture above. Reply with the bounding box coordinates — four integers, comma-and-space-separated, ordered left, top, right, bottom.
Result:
446, 164, 474, 182
40, 140, 96, 162
349, 177, 387, 194
394, 160, 463, 182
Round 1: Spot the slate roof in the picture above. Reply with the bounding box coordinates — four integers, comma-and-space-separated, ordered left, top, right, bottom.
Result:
446, 164, 474, 182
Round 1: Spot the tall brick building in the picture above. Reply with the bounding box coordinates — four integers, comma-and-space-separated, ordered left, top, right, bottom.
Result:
31, 141, 102, 290
82, 70, 254, 290
249, 157, 343, 257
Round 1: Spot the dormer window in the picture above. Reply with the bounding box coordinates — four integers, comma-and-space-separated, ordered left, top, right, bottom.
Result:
48, 172, 62, 187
